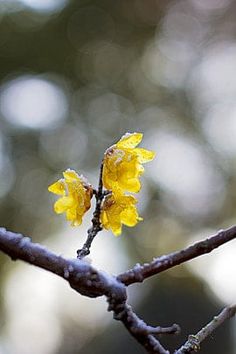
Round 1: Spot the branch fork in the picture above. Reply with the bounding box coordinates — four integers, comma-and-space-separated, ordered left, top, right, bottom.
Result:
0, 226, 235, 353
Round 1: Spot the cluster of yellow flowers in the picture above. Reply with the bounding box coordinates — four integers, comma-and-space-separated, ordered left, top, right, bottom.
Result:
101, 132, 155, 235
48, 132, 155, 236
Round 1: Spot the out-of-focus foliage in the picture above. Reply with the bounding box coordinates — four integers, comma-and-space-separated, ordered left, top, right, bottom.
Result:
0, 1, 235, 354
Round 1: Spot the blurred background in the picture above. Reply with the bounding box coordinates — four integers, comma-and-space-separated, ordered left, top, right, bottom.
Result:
0, 0, 235, 353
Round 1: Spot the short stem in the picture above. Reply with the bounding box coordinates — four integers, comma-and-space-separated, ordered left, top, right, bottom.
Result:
77, 161, 105, 259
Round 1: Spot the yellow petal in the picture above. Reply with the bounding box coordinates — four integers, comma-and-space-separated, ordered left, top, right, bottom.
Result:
102, 170, 113, 191
110, 186, 124, 197
63, 169, 80, 182
112, 226, 122, 236
66, 208, 82, 226
107, 211, 122, 236
116, 132, 143, 149
135, 148, 155, 163
119, 178, 141, 193
54, 196, 74, 214
71, 219, 82, 227
66, 207, 77, 221
84, 194, 92, 210
137, 164, 145, 174
101, 210, 109, 229
120, 207, 138, 227
119, 158, 139, 178
107, 214, 122, 236
48, 180, 65, 195
124, 195, 138, 205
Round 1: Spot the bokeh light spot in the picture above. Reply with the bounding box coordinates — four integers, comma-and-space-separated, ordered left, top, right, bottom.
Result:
0, 133, 15, 199
190, 0, 231, 12
190, 42, 236, 106
203, 102, 236, 156
188, 230, 236, 304
18, 0, 68, 13
0, 75, 68, 130
147, 131, 225, 217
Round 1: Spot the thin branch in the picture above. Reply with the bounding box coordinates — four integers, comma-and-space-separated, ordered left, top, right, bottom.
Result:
77, 161, 104, 259
107, 300, 172, 354
149, 324, 180, 335
174, 305, 236, 354
117, 226, 236, 286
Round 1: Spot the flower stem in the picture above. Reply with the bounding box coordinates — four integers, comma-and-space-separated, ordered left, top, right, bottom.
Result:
77, 161, 104, 259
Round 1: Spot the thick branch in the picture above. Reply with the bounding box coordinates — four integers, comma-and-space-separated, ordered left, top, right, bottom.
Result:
0, 227, 235, 354
0, 227, 117, 298
0, 228, 177, 354
174, 305, 236, 354
117, 226, 236, 286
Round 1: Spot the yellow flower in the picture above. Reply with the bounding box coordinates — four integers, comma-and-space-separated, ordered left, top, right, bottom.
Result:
48, 169, 93, 226
101, 192, 142, 236
102, 132, 155, 193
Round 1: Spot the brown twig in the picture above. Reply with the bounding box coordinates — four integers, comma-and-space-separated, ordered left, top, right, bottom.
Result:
77, 161, 105, 259
117, 226, 236, 286
174, 305, 236, 354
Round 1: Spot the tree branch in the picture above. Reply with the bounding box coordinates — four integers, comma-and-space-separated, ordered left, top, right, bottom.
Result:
0, 227, 235, 353
0, 227, 177, 354
0, 227, 116, 298
117, 226, 236, 286
174, 305, 236, 354
107, 300, 172, 354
